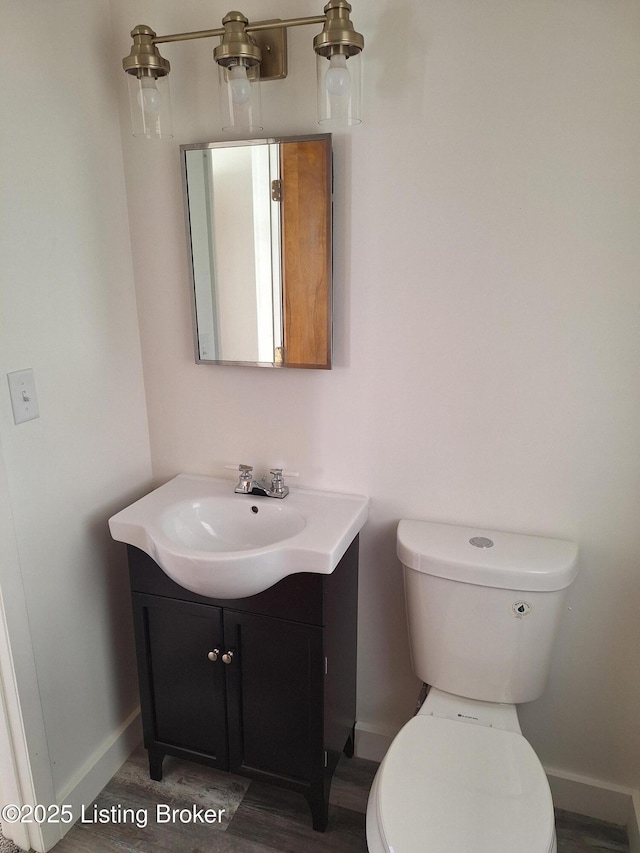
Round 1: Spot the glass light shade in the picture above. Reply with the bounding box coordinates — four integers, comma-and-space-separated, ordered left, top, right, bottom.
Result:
316, 51, 362, 126
218, 63, 263, 134
127, 74, 173, 139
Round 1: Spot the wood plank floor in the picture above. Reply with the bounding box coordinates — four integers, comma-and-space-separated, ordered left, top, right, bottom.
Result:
2, 747, 631, 852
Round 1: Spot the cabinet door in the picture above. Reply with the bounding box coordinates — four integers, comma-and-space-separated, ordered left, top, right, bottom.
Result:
224, 610, 323, 783
132, 593, 228, 767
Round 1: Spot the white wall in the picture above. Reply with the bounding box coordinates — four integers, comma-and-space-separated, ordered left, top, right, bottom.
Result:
0, 0, 152, 836
114, 0, 640, 796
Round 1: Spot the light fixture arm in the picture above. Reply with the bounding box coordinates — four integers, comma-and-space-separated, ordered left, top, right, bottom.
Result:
149, 16, 327, 46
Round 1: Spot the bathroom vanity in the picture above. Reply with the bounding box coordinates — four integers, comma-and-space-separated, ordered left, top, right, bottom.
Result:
126, 537, 359, 832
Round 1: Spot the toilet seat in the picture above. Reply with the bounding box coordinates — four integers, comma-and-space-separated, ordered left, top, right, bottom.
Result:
367, 714, 556, 853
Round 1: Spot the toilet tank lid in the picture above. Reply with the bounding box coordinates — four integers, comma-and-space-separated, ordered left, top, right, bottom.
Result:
397, 519, 578, 592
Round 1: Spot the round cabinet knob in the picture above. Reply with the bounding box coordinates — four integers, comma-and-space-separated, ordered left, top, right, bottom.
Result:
222, 651, 234, 665
207, 649, 220, 662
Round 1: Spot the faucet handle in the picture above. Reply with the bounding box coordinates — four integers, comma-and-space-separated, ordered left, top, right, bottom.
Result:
269, 468, 287, 496
234, 464, 253, 494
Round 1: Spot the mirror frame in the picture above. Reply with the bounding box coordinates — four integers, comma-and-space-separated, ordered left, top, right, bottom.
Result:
180, 134, 332, 369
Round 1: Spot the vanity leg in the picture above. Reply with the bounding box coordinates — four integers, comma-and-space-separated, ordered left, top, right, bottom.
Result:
308, 795, 329, 833
307, 771, 331, 832
148, 749, 164, 781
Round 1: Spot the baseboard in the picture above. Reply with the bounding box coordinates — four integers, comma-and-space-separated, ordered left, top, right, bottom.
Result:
546, 766, 634, 826
354, 721, 395, 763
355, 721, 639, 836
627, 790, 640, 853
54, 708, 142, 846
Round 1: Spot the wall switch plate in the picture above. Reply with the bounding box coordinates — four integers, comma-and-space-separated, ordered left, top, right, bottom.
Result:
7, 369, 40, 424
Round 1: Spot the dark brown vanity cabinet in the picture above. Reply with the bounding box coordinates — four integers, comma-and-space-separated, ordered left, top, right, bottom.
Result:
127, 537, 359, 831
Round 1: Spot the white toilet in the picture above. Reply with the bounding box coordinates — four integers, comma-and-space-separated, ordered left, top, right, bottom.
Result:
366, 519, 579, 853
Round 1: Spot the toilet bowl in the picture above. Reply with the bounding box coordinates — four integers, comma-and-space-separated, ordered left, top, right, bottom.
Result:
365, 519, 578, 853
366, 689, 556, 853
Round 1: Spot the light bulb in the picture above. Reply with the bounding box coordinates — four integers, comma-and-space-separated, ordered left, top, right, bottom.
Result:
137, 77, 162, 115
228, 65, 252, 105
325, 54, 351, 98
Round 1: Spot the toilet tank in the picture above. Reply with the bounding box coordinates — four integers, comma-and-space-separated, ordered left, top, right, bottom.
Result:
398, 520, 578, 704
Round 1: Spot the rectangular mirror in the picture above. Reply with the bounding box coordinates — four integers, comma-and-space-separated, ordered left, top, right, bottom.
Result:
181, 134, 332, 369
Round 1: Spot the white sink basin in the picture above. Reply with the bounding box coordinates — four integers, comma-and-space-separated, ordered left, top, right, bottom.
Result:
161, 497, 307, 552
109, 474, 368, 598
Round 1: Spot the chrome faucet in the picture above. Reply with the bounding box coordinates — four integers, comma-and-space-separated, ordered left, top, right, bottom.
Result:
233, 465, 289, 499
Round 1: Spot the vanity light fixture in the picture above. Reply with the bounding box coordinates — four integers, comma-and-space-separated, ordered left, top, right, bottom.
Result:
122, 0, 364, 139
